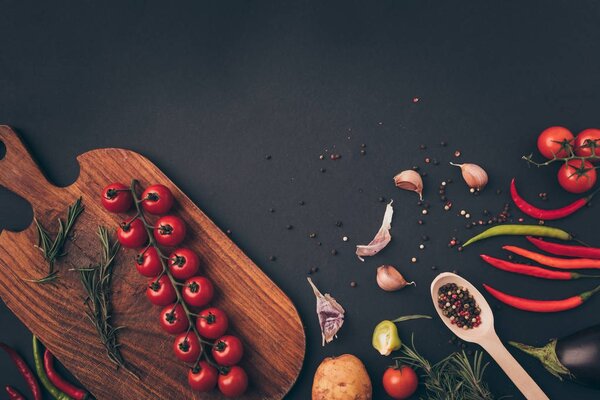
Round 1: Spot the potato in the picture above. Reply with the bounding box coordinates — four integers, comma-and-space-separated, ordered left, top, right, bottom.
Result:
312, 354, 372, 400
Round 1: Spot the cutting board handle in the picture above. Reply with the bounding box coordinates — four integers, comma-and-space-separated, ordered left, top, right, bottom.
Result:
0, 126, 58, 208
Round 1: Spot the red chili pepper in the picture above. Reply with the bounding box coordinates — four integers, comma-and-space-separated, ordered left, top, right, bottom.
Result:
527, 236, 600, 259
5, 386, 25, 400
43, 349, 89, 400
510, 178, 596, 220
0, 343, 42, 400
480, 254, 598, 280
503, 245, 600, 270
483, 283, 600, 312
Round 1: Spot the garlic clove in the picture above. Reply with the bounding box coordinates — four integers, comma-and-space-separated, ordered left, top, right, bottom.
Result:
450, 162, 488, 191
393, 170, 423, 200
376, 265, 415, 292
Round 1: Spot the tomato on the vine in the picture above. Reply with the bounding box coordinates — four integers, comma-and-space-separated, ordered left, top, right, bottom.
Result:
173, 333, 202, 363
146, 275, 177, 306
218, 366, 248, 398
182, 276, 214, 308
212, 335, 244, 367
575, 128, 600, 160
135, 247, 162, 277
159, 304, 189, 335
117, 218, 148, 248
168, 248, 200, 280
557, 159, 597, 194
537, 126, 574, 159
188, 361, 218, 392
101, 182, 133, 213
154, 215, 186, 247
382, 365, 418, 400
142, 184, 175, 215
196, 307, 229, 339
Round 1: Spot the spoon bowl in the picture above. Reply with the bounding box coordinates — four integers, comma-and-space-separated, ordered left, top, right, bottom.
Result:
430, 272, 549, 400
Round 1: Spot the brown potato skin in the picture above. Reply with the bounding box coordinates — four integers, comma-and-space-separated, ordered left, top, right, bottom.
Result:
312, 354, 373, 400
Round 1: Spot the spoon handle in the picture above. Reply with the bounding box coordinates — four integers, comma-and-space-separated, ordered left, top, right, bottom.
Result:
480, 334, 549, 400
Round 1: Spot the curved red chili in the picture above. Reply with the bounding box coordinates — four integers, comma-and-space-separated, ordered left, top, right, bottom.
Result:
44, 349, 89, 400
0, 343, 42, 400
503, 245, 600, 270
480, 254, 598, 280
5, 386, 25, 400
527, 236, 600, 259
510, 178, 595, 220
483, 283, 600, 312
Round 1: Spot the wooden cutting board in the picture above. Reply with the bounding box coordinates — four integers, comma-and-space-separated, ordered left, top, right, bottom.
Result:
0, 126, 305, 400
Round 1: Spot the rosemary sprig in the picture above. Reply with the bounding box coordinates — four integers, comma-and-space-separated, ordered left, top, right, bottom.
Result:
74, 226, 137, 378
394, 335, 495, 400
32, 197, 84, 282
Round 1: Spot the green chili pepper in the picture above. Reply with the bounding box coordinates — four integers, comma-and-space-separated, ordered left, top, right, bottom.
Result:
463, 224, 572, 247
372, 315, 431, 356
32, 336, 73, 400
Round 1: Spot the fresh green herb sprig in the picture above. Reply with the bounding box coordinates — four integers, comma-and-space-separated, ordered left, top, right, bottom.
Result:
74, 226, 137, 378
394, 335, 495, 400
31, 197, 84, 283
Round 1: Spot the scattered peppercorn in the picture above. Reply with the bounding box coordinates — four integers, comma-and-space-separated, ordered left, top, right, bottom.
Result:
350, 281, 357, 288
440, 141, 447, 147
419, 144, 427, 150
309, 233, 316, 238
299, 200, 305, 206
269, 256, 276, 261
331, 249, 338, 255
422, 235, 429, 241
265, 155, 272, 160
378, 196, 385, 202
360, 149, 366, 155
418, 220, 424, 225
226, 229, 232, 235
286, 224, 293, 230
320, 168, 326, 173
454, 150, 461, 157
336, 221, 343, 227
269, 208, 275, 213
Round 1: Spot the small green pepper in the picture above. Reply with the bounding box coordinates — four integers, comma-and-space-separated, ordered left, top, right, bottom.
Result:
372, 315, 431, 356
33, 336, 73, 400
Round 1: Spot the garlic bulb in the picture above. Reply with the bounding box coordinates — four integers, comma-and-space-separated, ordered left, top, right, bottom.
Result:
393, 170, 423, 200
376, 265, 415, 291
450, 162, 488, 191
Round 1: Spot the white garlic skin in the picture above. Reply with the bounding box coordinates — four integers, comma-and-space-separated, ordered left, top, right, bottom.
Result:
450, 162, 488, 191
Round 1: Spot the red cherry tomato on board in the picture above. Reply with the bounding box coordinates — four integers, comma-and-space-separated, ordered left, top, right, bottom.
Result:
196, 307, 229, 339
159, 303, 190, 335
173, 333, 202, 363
146, 275, 177, 306
142, 184, 175, 215
182, 276, 214, 308
574, 129, 600, 161
212, 335, 244, 367
557, 159, 597, 194
537, 126, 574, 159
382, 365, 419, 399
101, 182, 133, 213
154, 215, 186, 247
135, 247, 163, 277
117, 218, 148, 248
188, 361, 218, 392
168, 248, 200, 280
218, 366, 248, 398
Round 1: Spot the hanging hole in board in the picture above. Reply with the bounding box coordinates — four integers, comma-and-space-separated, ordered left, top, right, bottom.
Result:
0, 140, 5, 160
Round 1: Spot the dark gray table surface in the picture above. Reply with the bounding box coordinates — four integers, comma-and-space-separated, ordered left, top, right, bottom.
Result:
2, 1, 600, 399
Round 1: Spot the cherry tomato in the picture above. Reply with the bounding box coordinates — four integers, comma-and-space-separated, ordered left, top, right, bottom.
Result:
575, 129, 600, 160
557, 159, 597, 194
196, 307, 229, 339
182, 276, 214, 308
142, 184, 175, 215
173, 333, 202, 363
159, 304, 189, 335
146, 275, 177, 306
537, 126, 574, 159
382, 365, 418, 400
168, 248, 200, 280
135, 247, 163, 277
218, 366, 248, 398
212, 335, 244, 367
117, 218, 148, 248
188, 361, 218, 392
101, 182, 133, 213
154, 215, 186, 247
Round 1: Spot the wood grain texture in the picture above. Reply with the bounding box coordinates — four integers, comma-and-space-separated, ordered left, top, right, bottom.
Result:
0, 126, 305, 400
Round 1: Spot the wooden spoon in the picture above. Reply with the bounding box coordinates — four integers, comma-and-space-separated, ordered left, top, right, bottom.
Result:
430, 272, 549, 400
